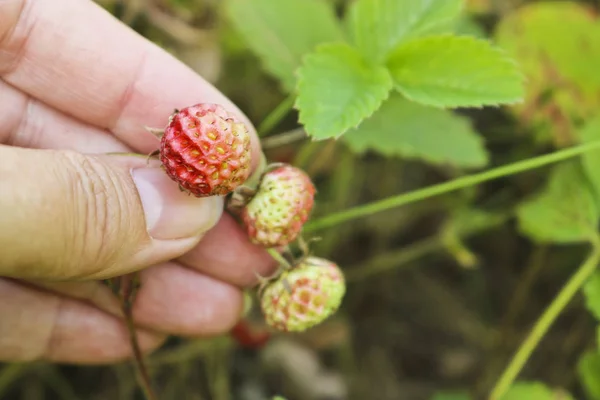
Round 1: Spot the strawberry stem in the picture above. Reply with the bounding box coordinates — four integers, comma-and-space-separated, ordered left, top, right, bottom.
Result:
116, 274, 158, 400
261, 128, 306, 149
267, 248, 292, 269
489, 237, 600, 399
305, 140, 600, 232
257, 94, 295, 137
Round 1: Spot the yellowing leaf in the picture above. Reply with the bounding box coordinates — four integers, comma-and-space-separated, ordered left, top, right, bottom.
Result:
493, 2, 600, 144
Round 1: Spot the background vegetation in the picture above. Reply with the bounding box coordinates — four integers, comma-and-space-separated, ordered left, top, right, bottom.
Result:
3, 0, 600, 399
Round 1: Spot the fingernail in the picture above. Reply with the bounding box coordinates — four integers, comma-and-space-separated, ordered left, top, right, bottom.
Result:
131, 168, 223, 240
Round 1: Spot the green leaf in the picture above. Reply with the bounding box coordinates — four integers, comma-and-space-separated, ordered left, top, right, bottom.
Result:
343, 94, 488, 167
431, 391, 471, 400
500, 381, 574, 400
386, 35, 525, 108
578, 114, 600, 208
577, 351, 600, 400
516, 161, 599, 244
225, 0, 345, 91
295, 43, 393, 140
346, 0, 463, 63
584, 272, 600, 321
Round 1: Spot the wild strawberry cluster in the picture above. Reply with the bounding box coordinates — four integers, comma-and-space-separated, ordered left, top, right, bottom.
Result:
152, 103, 346, 333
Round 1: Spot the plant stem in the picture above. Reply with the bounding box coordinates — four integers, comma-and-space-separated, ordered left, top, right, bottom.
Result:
346, 213, 508, 282
119, 274, 158, 400
261, 128, 307, 149
267, 248, 292, 269
305, 141, 600, 232
257, 94, 296, 137
489, 242, 600, 400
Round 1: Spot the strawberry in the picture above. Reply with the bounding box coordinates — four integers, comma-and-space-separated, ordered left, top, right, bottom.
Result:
241, 164, 315, 248
259, 257, 345, 332
159, 103, 252, 197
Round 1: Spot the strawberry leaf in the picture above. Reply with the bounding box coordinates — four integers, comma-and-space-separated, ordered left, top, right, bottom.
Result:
343, 94, 488, 168
386, 35, 525, 108
493, 2, 600, 144
516, 161, 599, 244
577, 114, 600, 208
346, 0, 463, 63
500, 382, 574, 400
577, 351, 600, 400
225, 0, 345, 91
295, 43, 393, 140
431, 391, 471, 400
583, 272, 600, 321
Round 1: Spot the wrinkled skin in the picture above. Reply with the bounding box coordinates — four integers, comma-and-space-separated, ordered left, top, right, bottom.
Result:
0, 0, 276, 363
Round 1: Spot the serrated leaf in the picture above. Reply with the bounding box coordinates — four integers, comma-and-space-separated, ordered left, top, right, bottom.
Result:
343, 94, 488, 167
577, 114, 600, 208
386, 35, 524, 108
346, 0, 463, 63
295, 43, 393, 140
431, 391, 471, 400
500, 381, 574, 400
584, 272, 600, 321
516, 162, 599, 244
577, 351, 600, 400
225, 0, 345, 91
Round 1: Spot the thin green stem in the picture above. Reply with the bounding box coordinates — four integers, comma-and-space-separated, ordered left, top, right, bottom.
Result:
261, 128, 306, 149
257, 94, 296, 137
267, 248, 292, 269
345, 213, 508, 282
489, 241, 600, 400
305, 141, 600, 233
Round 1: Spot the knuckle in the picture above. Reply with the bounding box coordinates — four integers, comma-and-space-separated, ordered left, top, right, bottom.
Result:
0, 0, 34, 75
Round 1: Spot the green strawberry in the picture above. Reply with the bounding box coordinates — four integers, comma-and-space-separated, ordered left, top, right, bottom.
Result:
242, 164, 315, 248
259, 257, 345, 332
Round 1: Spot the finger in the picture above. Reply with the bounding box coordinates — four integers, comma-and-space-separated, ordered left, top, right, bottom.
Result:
0, 146, 222, 280
0, 79, 129, 152
0, 279, 163, 364
32, 261, 246, 336
0, 0, 262, 168
178, 215, 278, 287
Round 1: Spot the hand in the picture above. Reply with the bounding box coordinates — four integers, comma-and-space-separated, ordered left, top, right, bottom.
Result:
0, 0, 276, 364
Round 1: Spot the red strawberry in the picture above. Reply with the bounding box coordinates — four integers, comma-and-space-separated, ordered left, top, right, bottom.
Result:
159, 103, 252, 197
241, 164, 315, 248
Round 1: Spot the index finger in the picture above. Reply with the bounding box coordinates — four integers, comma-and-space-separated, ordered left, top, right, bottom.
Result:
0, 0, 261, 160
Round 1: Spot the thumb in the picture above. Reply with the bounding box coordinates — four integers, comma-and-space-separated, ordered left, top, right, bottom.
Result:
0, 144, 223, 280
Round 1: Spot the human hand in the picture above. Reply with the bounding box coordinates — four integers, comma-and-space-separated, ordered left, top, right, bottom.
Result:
0, 0, 276, 363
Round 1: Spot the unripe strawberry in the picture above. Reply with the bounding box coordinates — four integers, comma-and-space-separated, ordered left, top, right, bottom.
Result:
260, 257, 345, 332
159, 103, 252, 197
242, 165, 315, 247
